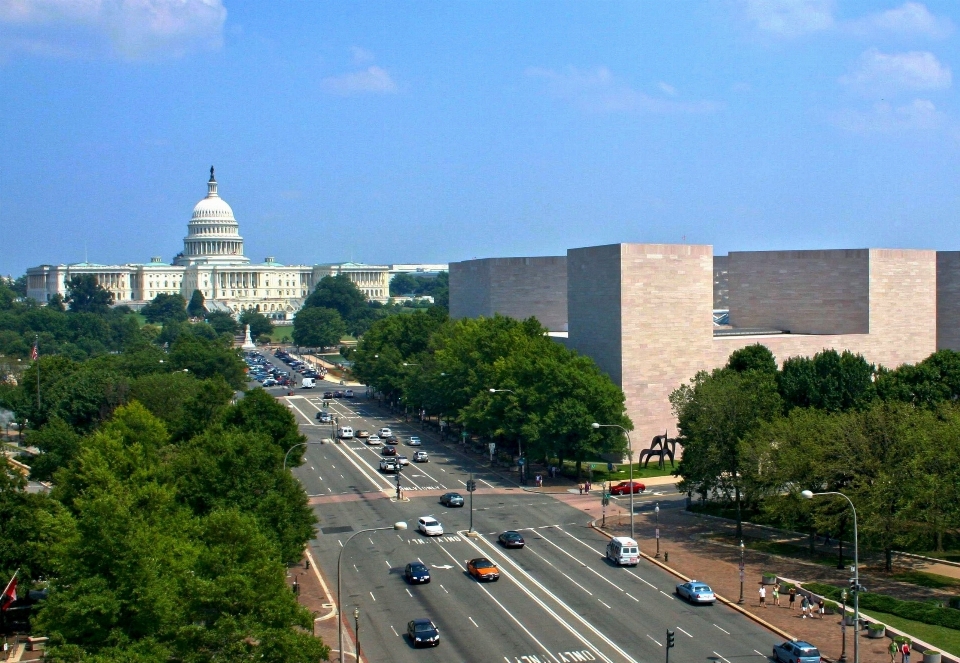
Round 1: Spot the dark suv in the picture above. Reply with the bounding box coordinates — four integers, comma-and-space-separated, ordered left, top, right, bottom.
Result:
439, 492, 464, 507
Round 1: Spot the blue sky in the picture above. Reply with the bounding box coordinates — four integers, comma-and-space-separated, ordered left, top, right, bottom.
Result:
3, 1, 960, 276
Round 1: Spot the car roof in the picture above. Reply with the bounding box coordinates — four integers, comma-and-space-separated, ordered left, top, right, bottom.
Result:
411, 618, 434, 625
792, 641, 816, 648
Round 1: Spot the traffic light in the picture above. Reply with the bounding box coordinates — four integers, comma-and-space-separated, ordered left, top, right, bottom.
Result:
666, 630, 675, 649
849, 577, 857, 592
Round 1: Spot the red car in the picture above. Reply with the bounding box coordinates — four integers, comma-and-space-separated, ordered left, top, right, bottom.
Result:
610, 481, 645, 495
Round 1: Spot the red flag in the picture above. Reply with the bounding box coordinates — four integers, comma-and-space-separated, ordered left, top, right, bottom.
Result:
30, 342, 38, 361
0, 571, 17, 611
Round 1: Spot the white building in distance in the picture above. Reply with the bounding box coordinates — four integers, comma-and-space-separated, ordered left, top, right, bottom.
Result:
26, 168, 403, 318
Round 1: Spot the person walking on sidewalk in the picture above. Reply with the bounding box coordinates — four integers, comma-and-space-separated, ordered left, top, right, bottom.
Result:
800, 594, 809, 618
901, 641, 911, 663
579, 484, 584, 495
817, 598, 824, 618
788, 586, 796, 609
759, 585, 766, 608
772, 583, 780, 607
889, 640, 898, 663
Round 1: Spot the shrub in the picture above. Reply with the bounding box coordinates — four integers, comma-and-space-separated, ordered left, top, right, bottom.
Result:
805, 582, 960, 631
949, 596, 960, 611
868, 623, 885, 632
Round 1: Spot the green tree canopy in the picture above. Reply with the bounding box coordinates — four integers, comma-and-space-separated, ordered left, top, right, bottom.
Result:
65, 275, 114, 315
141, 293, 188, 326
238, 309, 273, 342
204, 310, 239, 336
187, 289, 206, 318
303, 274, 367, 321
292, 306, 345, 348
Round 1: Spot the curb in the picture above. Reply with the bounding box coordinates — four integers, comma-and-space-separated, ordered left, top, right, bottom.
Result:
588, 518, 798, 644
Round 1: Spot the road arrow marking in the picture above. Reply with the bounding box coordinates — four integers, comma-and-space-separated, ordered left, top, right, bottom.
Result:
432, 564, 453, 569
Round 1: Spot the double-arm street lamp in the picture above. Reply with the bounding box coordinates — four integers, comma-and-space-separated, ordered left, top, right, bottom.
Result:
283, 441, 328, 472
803, 489, 859, 663
338, 522, 408, 662
489, 389, 525, 484
592, 422, 634, 539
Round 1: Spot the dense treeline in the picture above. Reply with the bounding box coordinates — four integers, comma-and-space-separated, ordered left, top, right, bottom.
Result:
672, 344, 960, 567
0, 279, 326, 660
352, 310, 631, 474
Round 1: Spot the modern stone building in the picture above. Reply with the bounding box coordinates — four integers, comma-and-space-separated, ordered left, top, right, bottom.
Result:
452, 244, 946, 447
26, 168, 396, 317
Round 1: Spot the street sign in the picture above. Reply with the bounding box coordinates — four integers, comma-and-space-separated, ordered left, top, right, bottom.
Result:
655, 528, 660, 539
518, 458, 525, 466
739, 570, 745, 582
466, 480, 477, 492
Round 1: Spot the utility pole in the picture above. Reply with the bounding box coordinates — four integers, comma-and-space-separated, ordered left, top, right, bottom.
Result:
466, 475, 477, 533
354, 607, 361, 663
655, 503, 661, 558
666, 629, 675, 663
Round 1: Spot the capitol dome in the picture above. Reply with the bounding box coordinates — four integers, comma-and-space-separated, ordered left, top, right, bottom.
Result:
176, 167, 250, 266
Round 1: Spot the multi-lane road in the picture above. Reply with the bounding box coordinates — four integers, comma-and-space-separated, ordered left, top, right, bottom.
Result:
259, 358, 781, 663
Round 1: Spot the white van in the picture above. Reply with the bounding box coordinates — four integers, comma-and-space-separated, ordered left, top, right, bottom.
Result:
301, 377, 316, 388
338, 426, 354, 439
606, 537, 639, 566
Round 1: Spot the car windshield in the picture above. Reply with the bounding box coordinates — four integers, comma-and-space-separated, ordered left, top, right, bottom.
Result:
415, 622, 436, 632
505, 532, 520, 539
799, 649, 820, 657
424, 520, 438, 527
411, 564, 426, 572
474, 559, 495, 568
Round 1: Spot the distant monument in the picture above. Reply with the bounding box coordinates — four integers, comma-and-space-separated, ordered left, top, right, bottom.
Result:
241, 324, 256, 350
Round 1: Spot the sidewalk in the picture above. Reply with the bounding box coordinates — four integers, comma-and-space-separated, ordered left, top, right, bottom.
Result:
284, 550, 354, 662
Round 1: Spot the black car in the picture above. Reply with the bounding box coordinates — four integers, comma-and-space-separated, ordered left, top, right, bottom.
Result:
407, 619, 440, 647
385, 435, 399, 445
382, 445, 398, 456
498, 531, 525, 548
334, 391, 344, 398
323, 391, 334, 399
404, 562, 431, 584
439, 492, 464, 507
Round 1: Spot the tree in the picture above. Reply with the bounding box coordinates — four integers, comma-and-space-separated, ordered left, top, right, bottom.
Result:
187, 290, 206, 318
303, 274, 367, 321
168, 334, 246, 389
205, 310, 239, 336
727, 344, 777, 376
48, 293, 66, 312
141, 293, 188, 325
779, 350, 876, 413
11, 275, 27, 297
238, 309, 273, 342
292, 307, 345, 348
390, 273, 419, 296
65, 275, 114, 314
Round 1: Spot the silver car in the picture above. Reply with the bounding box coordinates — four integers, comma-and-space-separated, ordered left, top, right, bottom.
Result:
408, 436, 422, 446
675, 581, 715, 604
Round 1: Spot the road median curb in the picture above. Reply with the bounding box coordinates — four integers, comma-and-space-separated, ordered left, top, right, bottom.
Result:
589, 518, 797, 644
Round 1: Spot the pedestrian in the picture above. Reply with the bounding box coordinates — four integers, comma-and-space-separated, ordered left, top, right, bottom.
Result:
585, 480, 591, 492
800, 594, 809, 618
817, 598, 824, 618
889, 640, 898, 663
772, 583, 780, 606
759, 585, 766, 608
579, 483, 584, 495
788, 586, 796, 609
901, 641, 911, 663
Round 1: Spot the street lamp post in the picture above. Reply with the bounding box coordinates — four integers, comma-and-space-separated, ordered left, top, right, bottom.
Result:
738, 540, 745, 604
354, 607, 361, 663
592, 423, 635, 539
840, 589, 848, 663
338, 523, 407, 662
803, 490, 859, 663
655, 503, 661, 558
283, 441, 327, 471
489, 389, 524, 484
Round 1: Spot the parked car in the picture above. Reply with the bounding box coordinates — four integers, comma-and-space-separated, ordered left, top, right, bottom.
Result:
772, 641, 821, 663
439, 492, 464, 507
404, 562, 431, 584
467, 557, 500, 582
498, 531, 525, 548
407, 619, 440, 647
412, 450, 429, 463
610, 480, 645, 495
675, 581, 715, 604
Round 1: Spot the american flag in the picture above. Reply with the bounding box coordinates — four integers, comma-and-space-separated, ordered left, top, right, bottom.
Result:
30, 341, 38, 361
0, 570, 17, 612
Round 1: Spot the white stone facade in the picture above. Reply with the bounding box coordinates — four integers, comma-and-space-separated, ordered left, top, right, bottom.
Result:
25, 169, 392, 318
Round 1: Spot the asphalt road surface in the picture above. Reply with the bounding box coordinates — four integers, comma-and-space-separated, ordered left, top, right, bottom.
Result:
261, 367, 779, 663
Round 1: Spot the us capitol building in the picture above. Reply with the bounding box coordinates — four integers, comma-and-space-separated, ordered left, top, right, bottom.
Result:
26, 168, 443, 319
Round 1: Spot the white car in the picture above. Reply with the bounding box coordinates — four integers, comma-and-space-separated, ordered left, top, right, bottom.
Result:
396, 455, 409, 466
366, 435, 382, 446
413, 450, 429, 462
408, 436, 422, 446
378, 427, 393, 437
417, 517, 443, 536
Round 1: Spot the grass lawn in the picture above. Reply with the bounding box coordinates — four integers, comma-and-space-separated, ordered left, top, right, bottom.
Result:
860, 609, 960, 657
267, 326, 294, 343
891, 570, 960, 590
558, 460, 677, 482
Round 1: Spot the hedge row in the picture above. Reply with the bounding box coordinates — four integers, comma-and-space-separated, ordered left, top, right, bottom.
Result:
804, 582, 960, 631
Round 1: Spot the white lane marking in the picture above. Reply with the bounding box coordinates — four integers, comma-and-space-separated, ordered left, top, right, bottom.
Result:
285, 398, 318, 425
390, 624, 399, 637
647, 634, 662, 647
536, 529, 623, 593
385, 560, 391, 568
353, 564, 358, 572
370, 592, 376, 601
713, 652, 732, 663
676, 627, 693, 638
457, 479, 466, 486
713, 624, 730, 634
625, 592, 639, 602
327, 487, 333, 493
310, 465, 315, 470
440, 468, 446, 472
479, 478, 495, 488
369, 538, 374, 545
525, 546, 593, 596
469, 616, 479, 628
318, 475, 323, 481
406, 589, 413, 597
329, 440, 393, 492
660, 590, 675, 600
440, 584, 448, 594
465, 533, 633, 663
338, 539, 343, 548
340, 474, 344, 479
431, 540, 561, 663
754, 650, 765, 656
598, 599, 611, 609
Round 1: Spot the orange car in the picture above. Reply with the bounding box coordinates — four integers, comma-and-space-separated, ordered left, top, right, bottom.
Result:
467, 557, 500, 582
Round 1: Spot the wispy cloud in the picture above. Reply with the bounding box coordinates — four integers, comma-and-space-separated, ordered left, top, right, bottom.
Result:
848, 2, 953, 40
739, 0, 834, 38
321, 65, 397, 96
658, 81, 678, 96
525, 66, 720, 114
840, 48, 951, 95
831, 98, 944, 134
350, 45, 375, 65
0, 0, 226, 60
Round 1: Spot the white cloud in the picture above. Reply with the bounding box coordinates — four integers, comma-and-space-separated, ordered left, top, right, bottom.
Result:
832, 98, 943, 133
740, 0, 834, 38
321, 65, 397, 96
840, 48, 951, 95
525, 66, 720, 114
849, 2, 952, 40
350, 45, 374, 65
0, 0, 226, 60
658, 81, 678, 96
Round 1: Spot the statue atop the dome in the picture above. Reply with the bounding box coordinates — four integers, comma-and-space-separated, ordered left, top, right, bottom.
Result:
209, 166, 215, 182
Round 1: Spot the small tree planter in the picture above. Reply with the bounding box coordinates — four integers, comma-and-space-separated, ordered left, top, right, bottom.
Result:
866, 624, 886, 639
843, 614, 858, 626
923, 651, 941, 663
762, 573, 778, 586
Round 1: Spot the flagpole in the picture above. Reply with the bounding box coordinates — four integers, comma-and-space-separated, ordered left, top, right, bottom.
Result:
35, 335, 40, 410
1, 568, 18, 611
